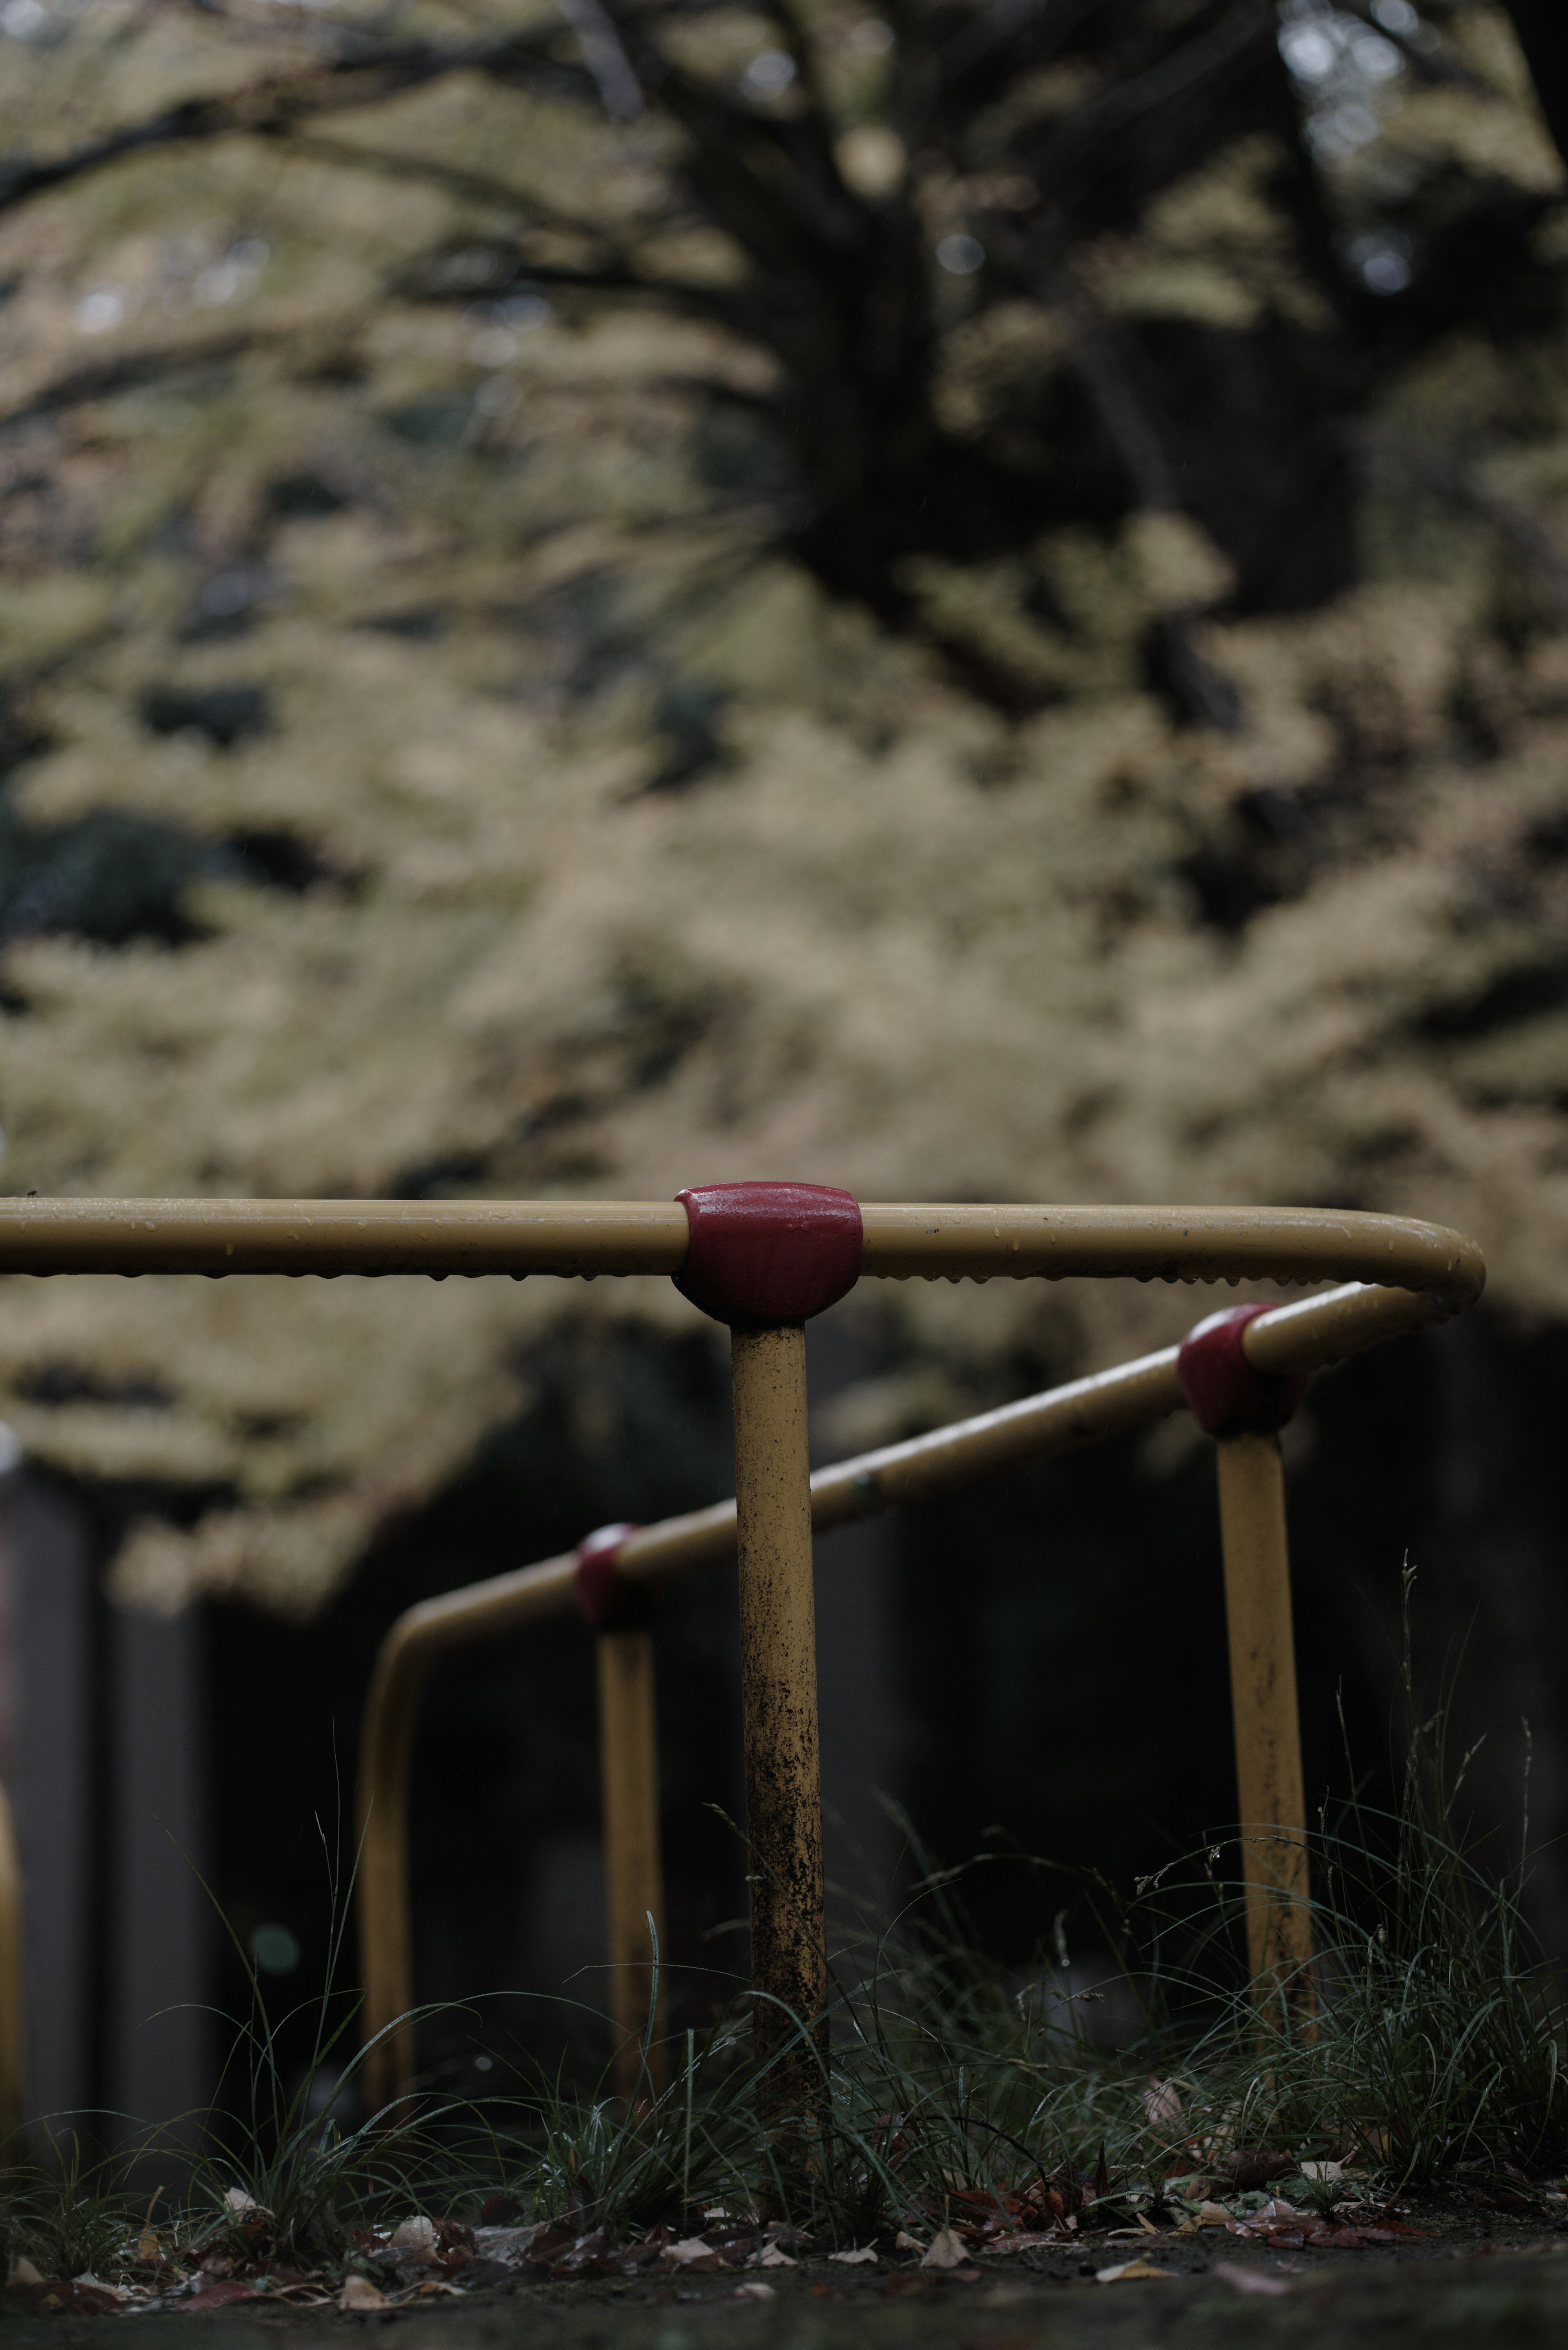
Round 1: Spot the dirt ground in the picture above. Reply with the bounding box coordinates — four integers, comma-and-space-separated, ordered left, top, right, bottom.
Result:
7, 2203, 1568, 2350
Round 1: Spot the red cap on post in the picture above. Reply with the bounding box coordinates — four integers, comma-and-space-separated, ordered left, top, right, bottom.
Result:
573, 1522, 654, 1631
673, 1182, 863, 1329
1177, 1304, 1306, 1437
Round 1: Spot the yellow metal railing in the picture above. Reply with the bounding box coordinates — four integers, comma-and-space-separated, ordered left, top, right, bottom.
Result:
0, 1194, 1485, 2128
355, 1257, 1481, 2110
0, 1196, 1485, 1299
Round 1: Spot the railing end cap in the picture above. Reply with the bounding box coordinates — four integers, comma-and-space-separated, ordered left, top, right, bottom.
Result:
1178, 1303, 1306, 1436
574, 1523, 654, 1630
673, 1181, 862, 1328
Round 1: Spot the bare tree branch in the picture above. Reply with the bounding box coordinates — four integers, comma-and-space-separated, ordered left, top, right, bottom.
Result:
0, 327, 281, 431
0, 30, 583, 220
554, 0, 644, 120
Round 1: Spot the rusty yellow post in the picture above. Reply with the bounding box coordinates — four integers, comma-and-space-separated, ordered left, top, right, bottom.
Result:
1179, 1305, 1313, 2012
1215, 1430, 1312, 1997
596, 1624, 667, 2099
730, 1322, 826, 2080
671, 1183, 864, 2109
356, 1552, 579, 2116
0, 1780, 26, 2149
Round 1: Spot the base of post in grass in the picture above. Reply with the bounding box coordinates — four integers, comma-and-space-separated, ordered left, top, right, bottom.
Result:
1246, 1853, 1317, 2040
731, 1316, 831, 2187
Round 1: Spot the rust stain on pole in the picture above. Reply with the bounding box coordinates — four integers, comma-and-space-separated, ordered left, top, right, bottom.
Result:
730, 1322, 826, 2091
597, 1625, 667, 2101
1215, 1430, 1313, 2009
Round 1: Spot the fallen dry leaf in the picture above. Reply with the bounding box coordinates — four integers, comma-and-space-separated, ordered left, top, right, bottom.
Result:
920, 2229, 969, 2271
733, 2282, 776, 2302
1143, 2078, 1183, 2125
750, 2244, 796, 2270
9, 2259, 44, 2288
473, 2224, 551, 2267
829, 2247, 878, 2265
1225, 2210, 1420, 2251
1215, 2266, 1291, 2296
37, 2280, 131, 2316
339, 2275, 390, 2312
179, 2277, 261, 2314
552, 2231, 612, 2277
221, 2190, 269, 2218
1095, 2259, 1169, 2283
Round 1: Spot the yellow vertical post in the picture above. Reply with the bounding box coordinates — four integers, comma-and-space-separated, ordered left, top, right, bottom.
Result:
670, 1178, 860, 2140
1214, 1429, 1313, 2005
730, 1322, 826, 2092
596, 1625, 667, 2100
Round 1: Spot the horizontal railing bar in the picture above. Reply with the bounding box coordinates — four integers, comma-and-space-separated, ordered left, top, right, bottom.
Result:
857, 1206, 1483, 1310
0, 1198, 1485, 1308
1241, 1279, 1434, 1371
0, 1197, 690, 1278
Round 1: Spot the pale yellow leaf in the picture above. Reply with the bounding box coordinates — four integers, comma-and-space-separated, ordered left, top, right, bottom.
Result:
339, 2276, 389, 2311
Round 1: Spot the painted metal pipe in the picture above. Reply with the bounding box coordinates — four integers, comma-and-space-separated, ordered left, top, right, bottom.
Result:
729, 1324, 826, 2096
1214, 1431, 1313, 2004
354, 1274, 1467, 2103
0, 1198, 1484, 1311
596, 1625, 667, 2101
0, 1778, 26, 2149
1178, 1304, 1315, 2007
356, 1556, 575, 2111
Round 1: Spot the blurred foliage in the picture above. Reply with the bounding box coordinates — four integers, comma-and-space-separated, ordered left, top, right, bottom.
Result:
0, 0, 1566, 1612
